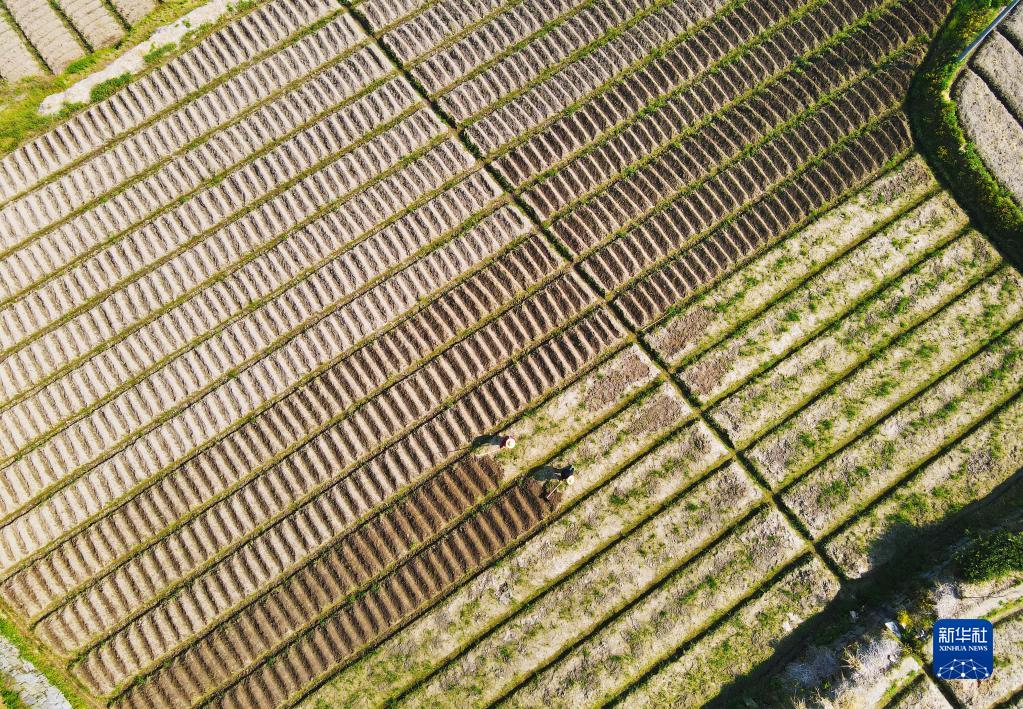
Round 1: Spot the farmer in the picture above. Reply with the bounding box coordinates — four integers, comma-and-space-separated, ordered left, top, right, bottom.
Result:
556, 464, 575, 483
544, 464, 575, 500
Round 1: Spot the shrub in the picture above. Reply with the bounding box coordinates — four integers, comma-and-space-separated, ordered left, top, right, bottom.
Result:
956, 529, 1023, 582
89, 73, 132, 103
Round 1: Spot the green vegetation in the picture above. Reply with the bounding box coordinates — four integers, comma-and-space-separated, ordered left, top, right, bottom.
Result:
956, 528, 1023, 582
908, 0, 1023, 262
0, 674, 23, 709
89, 73, 132, 103
0, 611, 88, 709
143, 42, 177, 65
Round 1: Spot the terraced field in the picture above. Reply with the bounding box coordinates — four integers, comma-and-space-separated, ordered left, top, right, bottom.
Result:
0, 0, 1021, 706
956, 3, 1023, 206
0, 0, 157, 78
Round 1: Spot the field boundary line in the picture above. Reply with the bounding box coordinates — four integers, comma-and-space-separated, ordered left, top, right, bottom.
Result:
0, 594, 94, 708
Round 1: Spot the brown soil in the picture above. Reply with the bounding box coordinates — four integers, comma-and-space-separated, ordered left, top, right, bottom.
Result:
155, 471, 559, 709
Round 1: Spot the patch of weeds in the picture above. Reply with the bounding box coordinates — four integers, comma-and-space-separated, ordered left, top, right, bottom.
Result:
0, 674, 23, 709
89, 73, 132, 104
955, 528, 1023, 582
143, 42, 177, 65
65, 55, 100, 75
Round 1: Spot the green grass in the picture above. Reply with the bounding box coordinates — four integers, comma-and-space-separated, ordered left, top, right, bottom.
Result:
0, 610, 89, 709
908, 0, 1023, 264
0, 674, 23, 709
143, 42, 177, 65
956, 528, 1023, 582
89, 73, 132, 103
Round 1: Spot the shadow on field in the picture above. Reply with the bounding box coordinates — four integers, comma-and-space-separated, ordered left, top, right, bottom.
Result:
708, 463, 1023, 707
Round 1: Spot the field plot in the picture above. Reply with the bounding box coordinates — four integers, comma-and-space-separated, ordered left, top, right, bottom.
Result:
0, 0, 158, 78
956, 3, 1023, 206
0, 0, 1021, 706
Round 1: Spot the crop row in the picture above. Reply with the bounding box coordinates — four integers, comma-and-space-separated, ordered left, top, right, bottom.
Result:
45, 268, 596, 675
114, 345, 665, 707
51, 306, 628, 698
712, 228, 1002, 446
644, 155, 936, 367
956, 68, 1023, 206
406, 462, 763, 706
620, 555, 838, 707
0, 129, 483, 470
826, 379, 1023, 579
303, 405, 731, 706
516, 0, 895, 220
0, 81, 431, 416
679, 192, 968, 405
1, 229, 561, 610
971, 28, 1023, 123
575, 61, 919, 294
614, 118, 914, 328
0, 12, 372, 257
502, 503, 804, 707
748, 265, 1023, 487
0, 233, 563, 622
783, 318, 1023, 538
0, 0, 339, 202
0, 73, 421, 344
0, 132, 501, 529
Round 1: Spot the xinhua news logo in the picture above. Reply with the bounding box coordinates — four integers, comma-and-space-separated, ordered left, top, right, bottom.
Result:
933, 619, 994, 680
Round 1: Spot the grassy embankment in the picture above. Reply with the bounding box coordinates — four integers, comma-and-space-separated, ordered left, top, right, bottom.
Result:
909, 0, 1023, 263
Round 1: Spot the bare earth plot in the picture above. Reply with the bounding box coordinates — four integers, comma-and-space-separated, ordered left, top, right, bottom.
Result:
0, 0, 1019, 706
